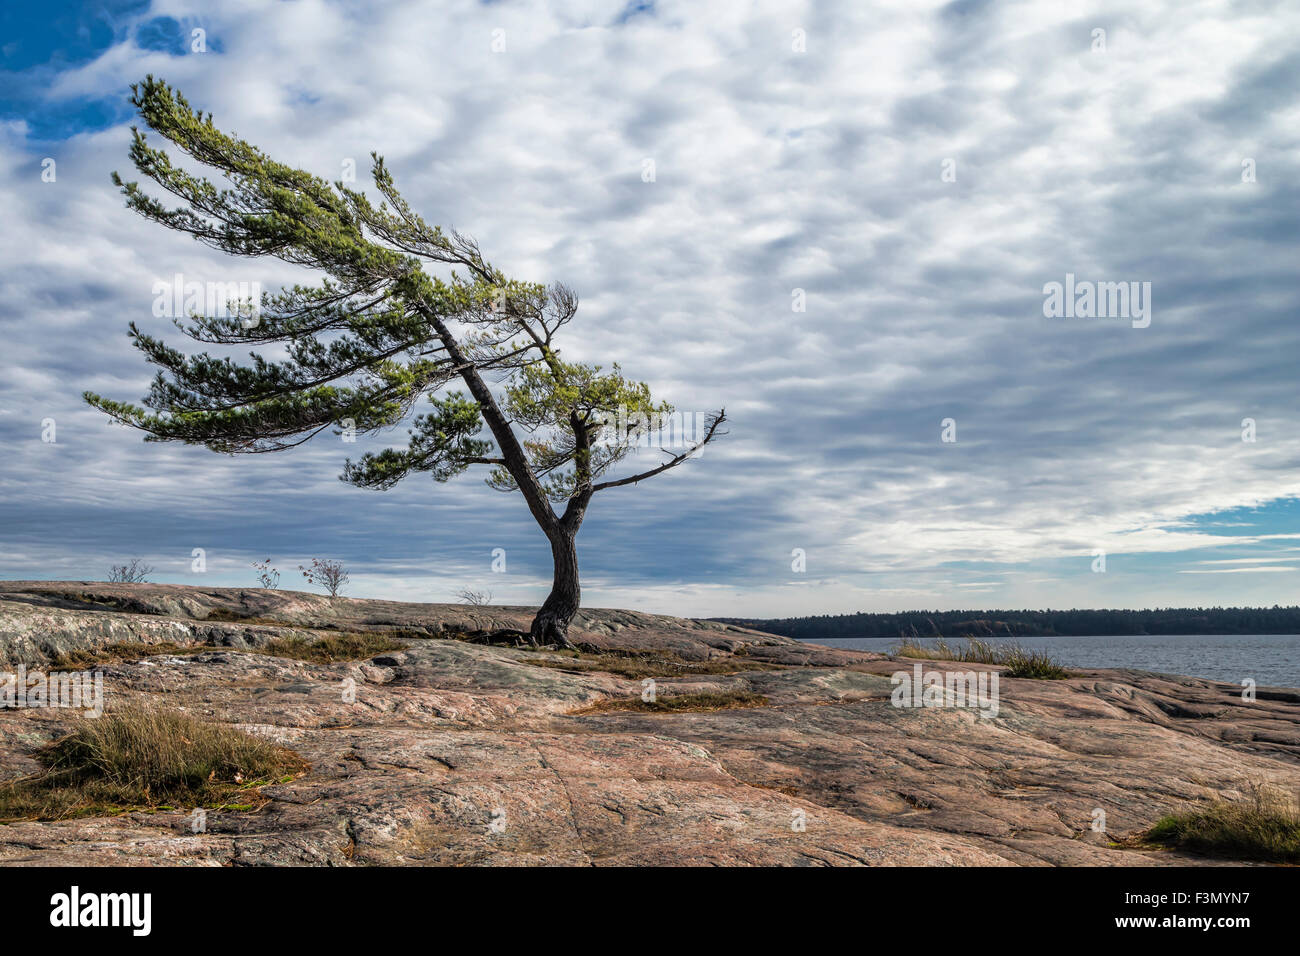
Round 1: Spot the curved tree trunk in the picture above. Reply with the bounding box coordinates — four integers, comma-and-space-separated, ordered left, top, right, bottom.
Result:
530, 528, 580, 647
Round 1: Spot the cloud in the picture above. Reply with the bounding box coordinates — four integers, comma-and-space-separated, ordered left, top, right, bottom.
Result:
1179, 567, 1299, 574
2, 0, 1299, 617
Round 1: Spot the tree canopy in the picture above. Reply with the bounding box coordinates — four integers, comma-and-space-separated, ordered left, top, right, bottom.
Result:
87, 77, 725, 645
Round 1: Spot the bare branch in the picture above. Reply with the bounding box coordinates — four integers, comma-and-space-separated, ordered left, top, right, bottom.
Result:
590, 410, 727, 492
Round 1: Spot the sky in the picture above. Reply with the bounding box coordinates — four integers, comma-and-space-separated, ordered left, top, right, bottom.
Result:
1, 0, 1299, 618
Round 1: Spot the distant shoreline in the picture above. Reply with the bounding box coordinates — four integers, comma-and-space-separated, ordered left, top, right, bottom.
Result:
713, 607, 1300, 641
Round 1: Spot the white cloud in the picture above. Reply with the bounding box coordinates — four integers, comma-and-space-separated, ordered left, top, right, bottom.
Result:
2, 0, 1300, 617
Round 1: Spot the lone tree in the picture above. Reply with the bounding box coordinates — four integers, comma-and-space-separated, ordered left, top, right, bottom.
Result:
85, 78, 724, 647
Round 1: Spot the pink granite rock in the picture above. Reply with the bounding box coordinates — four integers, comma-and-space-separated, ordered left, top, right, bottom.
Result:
0, 582, 1296, 866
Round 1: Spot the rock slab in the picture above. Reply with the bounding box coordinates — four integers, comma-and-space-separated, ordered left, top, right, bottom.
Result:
0, 582, 1297, 866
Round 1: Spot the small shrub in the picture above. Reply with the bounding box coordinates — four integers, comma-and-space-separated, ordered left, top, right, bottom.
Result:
252, 559, 280, 589
1145, 784, 1300, 863
299, 558, 349, 597
456, 588, 493, 606
107, 559, 153, 583
0, 707, 305, 822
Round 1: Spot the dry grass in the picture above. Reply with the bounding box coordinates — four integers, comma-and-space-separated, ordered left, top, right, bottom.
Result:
47, 631, 404, 671
203, 607, 274, 623
48, 641, 206, 671
893, 636, 1070, 679
0, 707, 306, 822
894, 636, 1002, 664
572, 688, 769, 715
999, 646, 1072, 680
204, 607, 436, 641
525, 647, 781, 680
1145, 784, 1300, 863
257, 632, 404, 663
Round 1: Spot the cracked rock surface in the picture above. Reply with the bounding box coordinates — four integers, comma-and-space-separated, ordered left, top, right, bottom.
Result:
0, 582, 1296, 866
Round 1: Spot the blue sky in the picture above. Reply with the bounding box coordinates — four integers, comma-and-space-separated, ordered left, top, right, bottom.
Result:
2, 0, 1299, 617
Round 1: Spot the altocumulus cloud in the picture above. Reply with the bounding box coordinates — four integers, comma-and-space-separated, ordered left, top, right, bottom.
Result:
1, 0, 1299, 617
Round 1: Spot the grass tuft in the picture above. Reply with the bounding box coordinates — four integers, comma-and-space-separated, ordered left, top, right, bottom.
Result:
525, 647, 780, 680
0, 707, 305, 822
48, 641, 204, 671
893, 636, 999, 664
999, 646, 1071, 680
257, 632, 403, 663
46, 631, 405, 670
1145, 784, 1300, 863
893, 636, 1070, 679
572, 688, 769, 715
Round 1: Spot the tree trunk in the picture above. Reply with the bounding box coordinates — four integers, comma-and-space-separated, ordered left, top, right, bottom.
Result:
530, 528, 580, 648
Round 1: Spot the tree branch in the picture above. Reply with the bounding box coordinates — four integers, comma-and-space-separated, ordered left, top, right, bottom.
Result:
590, 409, 726, 492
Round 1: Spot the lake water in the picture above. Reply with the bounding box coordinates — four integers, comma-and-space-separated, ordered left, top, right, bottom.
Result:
800, 634, 1300, 689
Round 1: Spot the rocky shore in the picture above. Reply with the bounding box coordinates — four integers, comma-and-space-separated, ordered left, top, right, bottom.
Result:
1, 581, 1297, 866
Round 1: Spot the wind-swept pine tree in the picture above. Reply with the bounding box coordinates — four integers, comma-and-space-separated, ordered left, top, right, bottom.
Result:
86, 77, 725, 647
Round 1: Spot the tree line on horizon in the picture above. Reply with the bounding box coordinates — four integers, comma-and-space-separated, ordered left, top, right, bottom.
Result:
716, 606, 1300, 639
